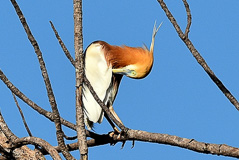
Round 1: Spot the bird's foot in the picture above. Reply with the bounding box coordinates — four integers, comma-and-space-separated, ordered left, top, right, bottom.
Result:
108, 128, 127, 148
109, 128, 121, 139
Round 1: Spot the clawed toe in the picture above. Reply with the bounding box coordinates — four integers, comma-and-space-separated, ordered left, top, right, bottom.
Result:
108, 129, 130, 149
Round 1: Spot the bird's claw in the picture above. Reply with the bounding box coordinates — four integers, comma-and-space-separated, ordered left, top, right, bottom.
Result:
108, 128, 135, 149
108, 129, 127, 148
121, 140, 126, 149
131, 140, 135, 149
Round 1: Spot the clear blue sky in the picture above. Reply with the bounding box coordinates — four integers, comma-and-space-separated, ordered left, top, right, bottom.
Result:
1, 0, 239, 159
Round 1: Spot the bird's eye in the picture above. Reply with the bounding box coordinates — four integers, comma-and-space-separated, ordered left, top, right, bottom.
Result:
131, 70, 137, 76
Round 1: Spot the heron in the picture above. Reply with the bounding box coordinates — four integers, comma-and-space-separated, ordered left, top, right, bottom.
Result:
82, 22, 161, 133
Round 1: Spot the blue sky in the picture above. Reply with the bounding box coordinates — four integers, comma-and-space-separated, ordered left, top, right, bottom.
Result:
1, 0, 239, 159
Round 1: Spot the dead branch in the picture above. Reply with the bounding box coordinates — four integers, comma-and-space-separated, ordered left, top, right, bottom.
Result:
126, 130, 239, 158
11, 93, 32, 137
14, 137, 62, 160
157, 0, 239, 110
0, 111, 47, 159
41, 134, 120, 155
0, 111, 18, 142
182, 0, 191, 37
73, 0, 88, 159
9, 0, 74, 159
50, 21, 75, 66
0, 69, 76, 131
40, 129, 239, 159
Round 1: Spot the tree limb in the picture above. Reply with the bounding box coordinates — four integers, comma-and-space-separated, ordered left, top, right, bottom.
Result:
73, 0, 88, 159
0, 69, 76, 131
157, 0, 239, 110
9, 0, 74, 159
0, 111, 46, 159
14, 137, 62, 160
41, 129, 239, 159
126, 129, 239, 158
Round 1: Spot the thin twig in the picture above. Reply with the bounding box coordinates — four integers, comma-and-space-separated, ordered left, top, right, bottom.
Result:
63, 134, 77, 140
157, 0, 239, 110
182, 0, 191, 38
11, 93, 32, 137
50, 21, 75, 66
9, 1, 74, 159
73, 0, 88, 159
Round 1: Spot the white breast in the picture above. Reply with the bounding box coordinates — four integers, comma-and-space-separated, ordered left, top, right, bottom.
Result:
82, 43, 112, 130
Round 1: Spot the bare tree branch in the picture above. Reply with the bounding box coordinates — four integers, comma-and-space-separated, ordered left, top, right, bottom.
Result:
0, 111, 18, 142
126, 130, 239, 158
50, 21, 75, 66
40, 129, 239, 159
0, 69, 100, 140
11, 93, 32, 137
0, 69, 76, 131
0, 111, 46, 159
73, 0, 88, 159
14, 137, 62, 160
9, 0, 74, 159
157, 0, 239, 110
182, 0, 191, 37
41, 134, 120, 155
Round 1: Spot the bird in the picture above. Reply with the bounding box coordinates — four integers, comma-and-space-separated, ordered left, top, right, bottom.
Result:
82, 22, 162, 131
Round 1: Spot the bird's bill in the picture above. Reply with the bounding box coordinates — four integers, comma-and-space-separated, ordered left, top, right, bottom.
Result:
112, 68, 129, 75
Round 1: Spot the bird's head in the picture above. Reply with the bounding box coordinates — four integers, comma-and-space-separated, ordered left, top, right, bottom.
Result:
112, 52, 153, 79
112, 21, 162, 79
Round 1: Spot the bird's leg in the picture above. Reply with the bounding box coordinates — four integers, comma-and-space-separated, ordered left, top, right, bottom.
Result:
109, 105, 124, 126
104, 112, 120, 134
108, 105, 126, 145
105, 105, 124, 137
105, 106, 132, 148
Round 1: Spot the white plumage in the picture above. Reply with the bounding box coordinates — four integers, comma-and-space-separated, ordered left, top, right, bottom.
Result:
82, 42, 112, 130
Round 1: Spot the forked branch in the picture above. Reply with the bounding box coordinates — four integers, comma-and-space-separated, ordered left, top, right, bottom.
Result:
157, 0, 239, 110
